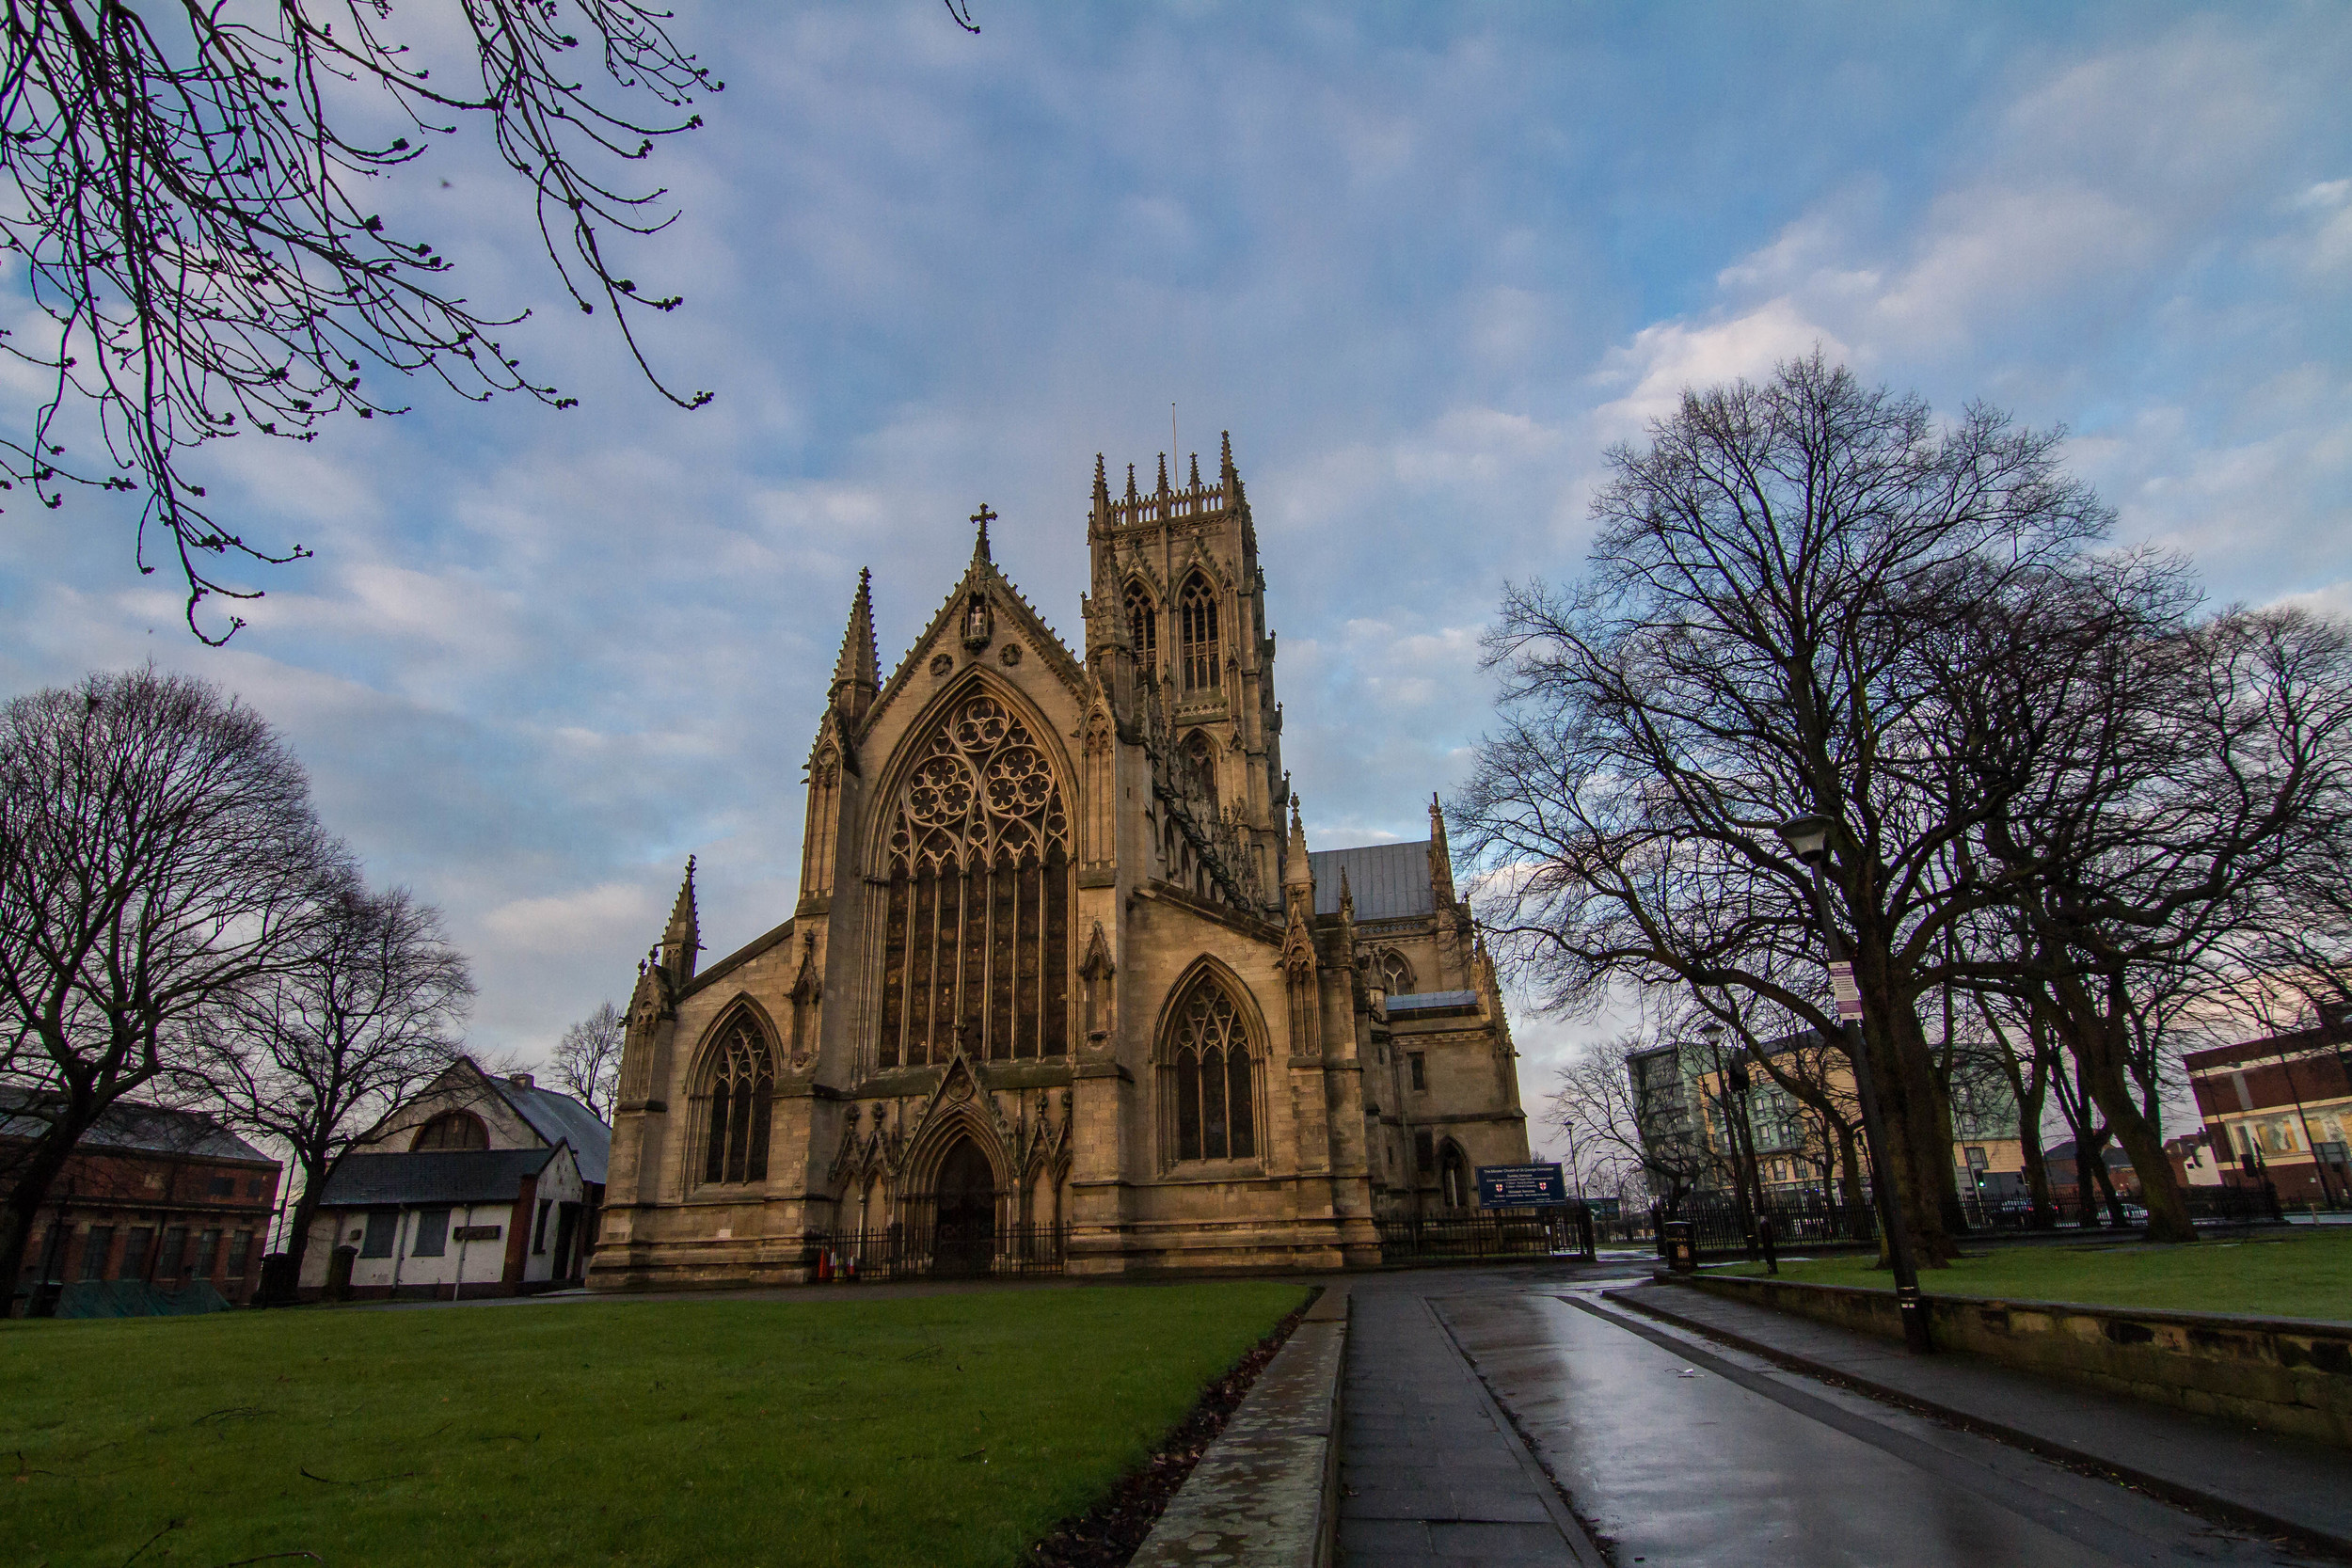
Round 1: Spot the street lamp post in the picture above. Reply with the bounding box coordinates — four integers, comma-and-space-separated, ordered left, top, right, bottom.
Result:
1776, 813, 1933, 1354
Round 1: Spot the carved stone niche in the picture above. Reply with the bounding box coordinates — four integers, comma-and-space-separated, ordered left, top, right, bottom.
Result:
961, 592, 994, 652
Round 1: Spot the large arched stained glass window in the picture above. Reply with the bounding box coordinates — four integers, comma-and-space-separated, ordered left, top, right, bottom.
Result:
1167, 980, 1256, 1163
702, 1019, 775, 1185
1178, 574, 1219, 693
878, 691, 1072, 1068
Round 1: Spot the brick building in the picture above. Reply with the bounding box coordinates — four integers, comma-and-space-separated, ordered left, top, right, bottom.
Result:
4, 1091, 280, 1313
2185, 1022, 2352, 1204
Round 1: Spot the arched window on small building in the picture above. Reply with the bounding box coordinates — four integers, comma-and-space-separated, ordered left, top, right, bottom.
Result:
411, 1111, 488, 1151
701, 1017, 776, 1185
1177, 573, 1219, 693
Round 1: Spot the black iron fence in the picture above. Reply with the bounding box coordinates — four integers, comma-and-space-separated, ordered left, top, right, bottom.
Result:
1375, 1206, 1594, 1263
803, 1223, 1066, 1282
1654, 1196, 1880, 1260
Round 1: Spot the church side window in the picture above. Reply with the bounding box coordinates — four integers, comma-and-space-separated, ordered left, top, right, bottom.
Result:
1123, 580, 1158, 670
1166, 980, 1256, 1163
702, 1019, 776, 1185
411, 1111, 488, 1151
1178, 574, 1219, 693
1374, 948, 1414, 995
1181, 729, 1218, 815
878, 690, 1073, 1068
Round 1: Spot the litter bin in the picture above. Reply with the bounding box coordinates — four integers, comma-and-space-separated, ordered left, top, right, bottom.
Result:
1663, 1221, 1697, 1274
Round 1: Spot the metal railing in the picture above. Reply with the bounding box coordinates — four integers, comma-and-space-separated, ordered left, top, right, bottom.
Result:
802, 1223, 1066, 1282
1375, 1206, 1593, 1263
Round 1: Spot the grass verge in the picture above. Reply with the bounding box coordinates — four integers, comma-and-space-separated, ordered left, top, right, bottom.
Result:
1, 1280, 1308, 1568
1724, 1225, 2352, 1322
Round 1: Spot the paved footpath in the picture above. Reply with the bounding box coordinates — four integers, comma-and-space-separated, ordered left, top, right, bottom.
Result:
1343, 1265, 2344, 1568
1340, 1278, 1604, 1566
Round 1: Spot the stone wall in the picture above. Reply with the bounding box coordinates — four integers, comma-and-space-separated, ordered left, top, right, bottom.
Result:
1677, 1273, 2352, 1448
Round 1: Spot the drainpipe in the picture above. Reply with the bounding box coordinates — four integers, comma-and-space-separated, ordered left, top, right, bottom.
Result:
389, 1209, 409, 1294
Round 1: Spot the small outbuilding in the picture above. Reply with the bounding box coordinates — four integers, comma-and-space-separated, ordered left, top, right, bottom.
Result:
310, 1143, 588, 1300
296, 1055, 610, 1300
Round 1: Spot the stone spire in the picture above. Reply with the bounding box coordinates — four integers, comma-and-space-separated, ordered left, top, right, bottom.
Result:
829, 569, 879, 722
1125, 463, 1139, 504
660, 856, 700, 984
1338, 864, 1355, 924
1220, 430, 1236, 485
1188, 452, 1202, 489
1284, 796, 1313, 892
1093, 452, 1111, 519
1155, 452, 1169, 495
1428, 792, 1457, 907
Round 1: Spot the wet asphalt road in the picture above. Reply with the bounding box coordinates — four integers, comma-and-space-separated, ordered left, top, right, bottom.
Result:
1340, 1261, 2338, 1568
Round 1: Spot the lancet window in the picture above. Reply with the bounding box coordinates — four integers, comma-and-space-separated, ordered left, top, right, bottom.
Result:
1373, 947, 1415, 995
878, 690, 1072, 1068
1178, 573, 1219, 693
1181, 729, 1218, 814
1166, 979, 1256, 1164
1123, 580, 1158, 670
702, 1018, 775, 1185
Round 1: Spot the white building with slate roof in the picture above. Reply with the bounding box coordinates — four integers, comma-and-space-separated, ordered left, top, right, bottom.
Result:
298, 1056, 611, 1300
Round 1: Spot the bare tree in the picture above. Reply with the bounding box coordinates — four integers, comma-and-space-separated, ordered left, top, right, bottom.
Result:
0, 667, 345, 1302
0, 0, 721, 640
1459, 353, 2111, 1263
185, 882, 471, 1284
551, 999, 622, 1119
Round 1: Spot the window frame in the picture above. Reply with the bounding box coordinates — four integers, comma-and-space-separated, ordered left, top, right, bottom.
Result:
411, 1208, 451, 1258
358, 1211, 398, 1259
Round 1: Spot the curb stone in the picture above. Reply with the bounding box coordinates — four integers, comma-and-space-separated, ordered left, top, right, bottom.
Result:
1130, 1284, 1349, 1568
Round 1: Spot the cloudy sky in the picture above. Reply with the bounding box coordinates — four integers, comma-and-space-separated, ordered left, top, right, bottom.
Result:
3, 3, 2347, 1145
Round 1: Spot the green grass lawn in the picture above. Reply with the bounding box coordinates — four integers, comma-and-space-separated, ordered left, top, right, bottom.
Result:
0, 1281, 1307, 1568
1725, 1226, 2352, 1322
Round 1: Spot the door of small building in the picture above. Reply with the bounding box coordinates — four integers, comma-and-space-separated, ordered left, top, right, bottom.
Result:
551, 1203, 581, 1282
932, 1138, 996, 1278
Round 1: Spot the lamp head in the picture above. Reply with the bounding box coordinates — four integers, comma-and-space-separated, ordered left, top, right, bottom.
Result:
1775, 813, 1834, 865
1697, 1021, 1725, 1043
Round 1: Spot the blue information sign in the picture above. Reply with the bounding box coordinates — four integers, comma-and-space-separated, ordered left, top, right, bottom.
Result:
1476, 1162, 1566, 1209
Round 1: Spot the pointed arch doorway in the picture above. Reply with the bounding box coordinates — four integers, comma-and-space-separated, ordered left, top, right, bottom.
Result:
933, 1135, 997, 1277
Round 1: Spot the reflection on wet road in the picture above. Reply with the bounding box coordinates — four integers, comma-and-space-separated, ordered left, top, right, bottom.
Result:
1340, 1268, 2331, 1568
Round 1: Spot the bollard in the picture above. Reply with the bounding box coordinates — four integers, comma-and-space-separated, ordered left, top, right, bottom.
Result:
1758, 1214, 1778, 1275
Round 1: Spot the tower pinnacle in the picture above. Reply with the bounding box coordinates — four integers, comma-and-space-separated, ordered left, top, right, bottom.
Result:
830, 569, 880, 721
970, 502, 996, 565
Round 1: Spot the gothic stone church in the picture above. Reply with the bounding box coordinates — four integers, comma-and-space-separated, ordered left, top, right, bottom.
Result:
592, 438, 1530, 1287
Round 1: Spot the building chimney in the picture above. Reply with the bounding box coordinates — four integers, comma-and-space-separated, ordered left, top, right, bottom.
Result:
508, 1072, 534, 1090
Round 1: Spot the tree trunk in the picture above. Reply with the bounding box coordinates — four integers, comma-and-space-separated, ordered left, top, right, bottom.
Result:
2057, 976, 2196, 1243
1865, 1006, 1959, 1264
0, 1126, 80, 1313
278, 1151, 333, 1287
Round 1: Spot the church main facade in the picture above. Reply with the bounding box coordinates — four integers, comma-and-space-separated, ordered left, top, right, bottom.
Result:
590, 439, 1530, 1287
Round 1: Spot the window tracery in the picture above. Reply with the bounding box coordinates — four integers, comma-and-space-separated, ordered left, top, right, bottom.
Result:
1373, 947, 1415, 995
1166, 980, 1256, 1163
879, 691, 1072, 1068
1122, 580, 1158, 669
702, 1018, 775, 1185
1178, 573, 1219, 692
